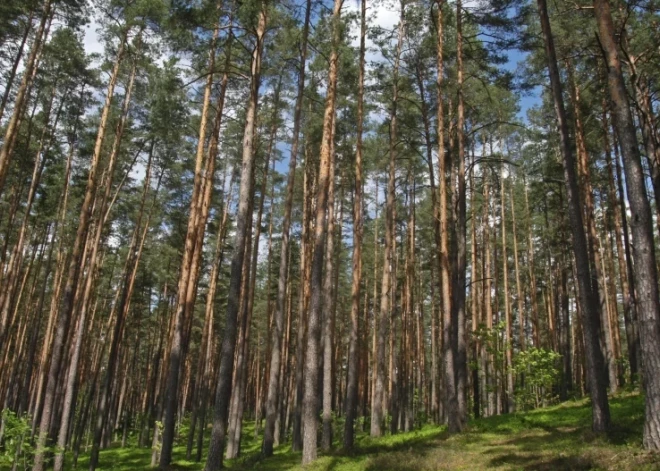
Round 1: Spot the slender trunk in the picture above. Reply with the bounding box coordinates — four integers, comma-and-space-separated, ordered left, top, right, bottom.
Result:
471, 150, 480, 419
321, 127, 337, 451
0, 9, 34, 123
292, 139, 315, 452
500, 162, 514, 412
301, 1, 341, 463
204, 8, 265, 469
262, 0, 311, 456
344, 0, 366, 450
482, 171, 493, 416
33, 31, 128, 471
523, 180, 540, 347
536, 0, 610, 432
452, 0, 468, 430
567, 62, 617, 393
372, 0, 404, 437
226, 81, 280, 459
59, 54, 139, 471
510, 186, 525, 354
160, 16, 221, 467
603, 108, 639, 382
0, 0, 52, 193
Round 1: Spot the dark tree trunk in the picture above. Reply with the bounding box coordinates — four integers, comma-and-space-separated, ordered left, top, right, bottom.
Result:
593, 0, 660, 449
536, 0, 610, 432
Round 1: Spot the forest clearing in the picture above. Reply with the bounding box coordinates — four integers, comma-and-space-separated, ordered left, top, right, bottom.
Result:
1, 0, 660, 469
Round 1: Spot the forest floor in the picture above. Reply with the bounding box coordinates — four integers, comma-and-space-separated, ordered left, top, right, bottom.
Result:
69, 392, 660, 470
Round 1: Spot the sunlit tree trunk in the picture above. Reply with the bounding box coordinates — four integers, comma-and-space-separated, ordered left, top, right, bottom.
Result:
204, 6, 265, 468
33, 30, 129, 471
373, 0, 404, 437
0, 0, 53, 194
262, 0, 311, 457
301, 0, 341, 463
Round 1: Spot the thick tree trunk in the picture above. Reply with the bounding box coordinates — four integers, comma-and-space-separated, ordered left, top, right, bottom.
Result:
593, 0, 660, 449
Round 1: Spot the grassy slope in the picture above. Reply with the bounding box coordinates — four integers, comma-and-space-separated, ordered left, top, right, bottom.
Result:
69, 393, 660, 471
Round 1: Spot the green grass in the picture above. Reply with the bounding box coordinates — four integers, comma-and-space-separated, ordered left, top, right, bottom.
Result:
67, 393, 660, 470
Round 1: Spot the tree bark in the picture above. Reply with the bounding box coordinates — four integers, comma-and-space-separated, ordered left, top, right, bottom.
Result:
344, 0, 366, 450
0, 0, 52, 194
536, 0, 610, 432
301, 0, 341, 463
262, 0, 311, 457
204, 6, 265, 468
32, 30, 128, 471
593, 0, 660, 448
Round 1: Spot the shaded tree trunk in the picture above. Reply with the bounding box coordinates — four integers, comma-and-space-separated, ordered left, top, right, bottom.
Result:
593, 0, 660, 448
536, 0, 610, 432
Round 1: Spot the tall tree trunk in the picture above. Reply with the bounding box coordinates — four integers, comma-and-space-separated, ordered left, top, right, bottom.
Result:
567, 63, 617, 393
536, 0, 610, 432
59, 53, 139, 471
0, 9, 34, 123
301, 0, 341, 463
500, 161, 514, 412
0, 0, 52, 194
292, 138, 315, 452
262, 0, 311, 457
344, 0, 366, 449
372, 0, 404, 437
523, 179, 540, 347
511, 184, 525, 352
226, 80, 280, 459
321, 123, 337, 451
32, 31, 129, 471
159, 10, 224, 468
204, 7, 265, 469
435, 0, 455, 431
593, 0, 660, 448
452, 0, 468, 430
602, 107, 639, 382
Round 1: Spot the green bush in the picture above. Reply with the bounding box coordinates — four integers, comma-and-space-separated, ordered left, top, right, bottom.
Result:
512, 348, 561, 411
0, 410, 34, 471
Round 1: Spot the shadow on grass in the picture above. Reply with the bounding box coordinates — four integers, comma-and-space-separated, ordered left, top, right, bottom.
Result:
488, 452, 596, 471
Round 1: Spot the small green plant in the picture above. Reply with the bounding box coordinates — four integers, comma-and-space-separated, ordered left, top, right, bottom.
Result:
0, 410, 34, 471
512, 347, 561, 411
